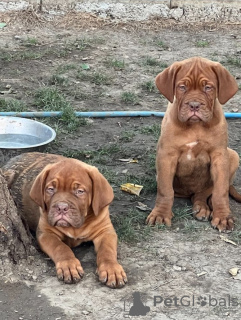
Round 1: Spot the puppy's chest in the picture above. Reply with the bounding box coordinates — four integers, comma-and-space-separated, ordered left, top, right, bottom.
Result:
176, 141, 210, 177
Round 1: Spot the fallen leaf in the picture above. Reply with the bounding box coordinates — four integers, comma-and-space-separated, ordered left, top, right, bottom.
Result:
219, 235, 238, 246
120, 183, 143, 196
118, 158, 138, 163
119, 158, 132, 162
136, 202, 151, 211
129, 159, 138, 163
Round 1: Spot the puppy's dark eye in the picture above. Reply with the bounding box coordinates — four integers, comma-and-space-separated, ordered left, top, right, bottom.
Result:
46, 187, 55, 195
76, 189, 85, 195
205, 85, 212, 92
178, 85, 186, 92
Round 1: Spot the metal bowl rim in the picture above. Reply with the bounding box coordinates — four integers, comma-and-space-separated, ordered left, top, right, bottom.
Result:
0, 116, 56, 149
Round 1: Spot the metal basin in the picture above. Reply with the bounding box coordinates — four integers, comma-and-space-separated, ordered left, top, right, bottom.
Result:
0, 117, 56, 149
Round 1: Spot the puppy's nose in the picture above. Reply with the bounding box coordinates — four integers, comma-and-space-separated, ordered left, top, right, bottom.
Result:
56, 202, 69, 213
189, 101, 200, 111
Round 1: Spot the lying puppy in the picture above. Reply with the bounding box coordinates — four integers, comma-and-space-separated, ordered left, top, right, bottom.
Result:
2, 152, 127, 288
147, 56, 241, 232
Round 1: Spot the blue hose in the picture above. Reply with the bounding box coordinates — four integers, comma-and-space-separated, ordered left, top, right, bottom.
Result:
0, 111, 240, 118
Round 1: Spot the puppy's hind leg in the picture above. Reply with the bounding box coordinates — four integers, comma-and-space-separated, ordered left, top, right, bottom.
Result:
191, 187, 213, 221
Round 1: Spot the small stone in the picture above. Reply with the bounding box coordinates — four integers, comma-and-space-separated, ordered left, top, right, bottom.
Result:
82, 310, 90, 315
173, 265, 182, 271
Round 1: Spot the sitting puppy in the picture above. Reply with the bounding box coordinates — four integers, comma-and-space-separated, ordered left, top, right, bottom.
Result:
2, 152, 127, 288
147, 56, 241, 232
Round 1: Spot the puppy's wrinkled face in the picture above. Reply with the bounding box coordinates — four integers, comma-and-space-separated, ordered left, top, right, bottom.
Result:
43, 163, 92, 228
175, 60, 217, 124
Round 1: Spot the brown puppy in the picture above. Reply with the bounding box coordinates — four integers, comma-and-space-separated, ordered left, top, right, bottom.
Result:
2, 152, 127, 288
147, 57, 241, 232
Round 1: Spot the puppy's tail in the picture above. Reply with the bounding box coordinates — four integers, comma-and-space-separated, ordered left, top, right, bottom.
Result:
229, 185, 241, 203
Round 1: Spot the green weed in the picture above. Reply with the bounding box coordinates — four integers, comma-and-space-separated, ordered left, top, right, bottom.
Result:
0, 98, 26, 112
105, 58, 125, 70
141, 80, 155, 92
119, 131, 136, 142
77, 71, 111, 85
140, 124, 160, 140
34, 87, 86, 132
195, 40, 209, 47
156, 40, 169, 50
23, 37, 39, 47
121, 92, 139, 105
225, 56, 241, 67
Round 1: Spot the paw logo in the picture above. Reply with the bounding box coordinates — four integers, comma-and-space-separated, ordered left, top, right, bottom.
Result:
197, 296, 207, 307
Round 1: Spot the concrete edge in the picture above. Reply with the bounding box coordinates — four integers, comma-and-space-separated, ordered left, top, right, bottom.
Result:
0, 1, 241, 23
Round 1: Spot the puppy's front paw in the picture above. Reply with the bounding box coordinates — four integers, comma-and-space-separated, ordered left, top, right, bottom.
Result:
97, 262, 127, 288
56, 258, 84, 284
211, 214, 234, 232
146, 209, 173, 226
192, 202, 211, 221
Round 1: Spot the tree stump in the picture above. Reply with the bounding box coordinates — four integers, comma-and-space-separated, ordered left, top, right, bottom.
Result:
0, 171, 35, 272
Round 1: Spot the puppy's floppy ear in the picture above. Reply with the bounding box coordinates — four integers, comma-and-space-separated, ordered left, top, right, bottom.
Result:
29, 164, 53, 210
212, 62, 238, 104
155, 62, 182, 103
88, 167, 114, 216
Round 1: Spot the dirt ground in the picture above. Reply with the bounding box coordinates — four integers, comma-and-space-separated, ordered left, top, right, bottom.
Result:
1, 12, 241, 320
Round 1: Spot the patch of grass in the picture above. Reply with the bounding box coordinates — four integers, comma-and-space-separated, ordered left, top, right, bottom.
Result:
143, 56, 160, 66
225, 56, 241, 67
156, 40, 169, 50
49, 74, 69, 86
229, 227, 241, 244
73, 38, 92, 51
140, 124, 160, 141
111, 209, 152, 243
141, 80, 155, 92
0, 51, 13, 61
34, 87, 67, 110
119, 130, 136, 142
77, 71, 111, 85
105, 58, 125, 70
0, 97, 26, 112
180, 220, 211, 235
173, 204, 193, 222
91, 72, 111, 85
34, 87, 86, 132
18, 51, 42, 60
63, 143, 121, 165
112, 208, 167, 243
23, 37, 39, 47
121, 92, 139, 105
56, 64, 77, 74
195, 40, 209, 47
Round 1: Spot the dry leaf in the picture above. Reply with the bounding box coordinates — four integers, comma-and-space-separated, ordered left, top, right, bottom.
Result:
219, 235, 238, 246
120, 183, 143, 196
119, 158, 132, 162
136, 202, 151, 211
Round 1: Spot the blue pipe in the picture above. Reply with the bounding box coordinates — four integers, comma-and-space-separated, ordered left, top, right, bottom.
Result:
0, 111, 240, 118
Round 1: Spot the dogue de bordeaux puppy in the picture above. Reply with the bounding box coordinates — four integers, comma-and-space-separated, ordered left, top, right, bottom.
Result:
147, 56, 241, 232
2, 152, 127, 288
